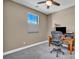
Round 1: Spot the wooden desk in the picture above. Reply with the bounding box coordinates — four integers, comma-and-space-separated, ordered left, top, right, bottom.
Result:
48, 36, 75, 55
63, 38, 75, 54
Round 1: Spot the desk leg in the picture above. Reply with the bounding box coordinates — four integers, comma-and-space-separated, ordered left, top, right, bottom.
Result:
68, 43, 73, 55
48, 36, 51, 47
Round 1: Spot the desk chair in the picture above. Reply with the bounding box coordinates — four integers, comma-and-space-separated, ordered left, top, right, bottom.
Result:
50, 31, 65, 57
64, 33, 75, 53
65, 33, 74, 39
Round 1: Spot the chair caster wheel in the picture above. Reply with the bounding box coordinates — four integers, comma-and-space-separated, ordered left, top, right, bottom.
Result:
63, 52, 65, 55
56, 55, 58, 57
50, 51, 52, 53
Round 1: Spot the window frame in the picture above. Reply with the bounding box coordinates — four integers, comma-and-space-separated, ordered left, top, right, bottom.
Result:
27, 12, 39, 25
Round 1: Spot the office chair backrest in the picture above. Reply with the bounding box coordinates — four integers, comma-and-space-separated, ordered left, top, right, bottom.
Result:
51, 31, 63, 41
65, 33, 74, 38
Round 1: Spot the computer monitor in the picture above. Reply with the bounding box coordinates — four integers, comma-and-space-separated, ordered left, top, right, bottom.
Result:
56, 27, 66, 34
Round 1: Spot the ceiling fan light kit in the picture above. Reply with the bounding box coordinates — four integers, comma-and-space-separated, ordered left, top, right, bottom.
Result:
46, 1, 52, 6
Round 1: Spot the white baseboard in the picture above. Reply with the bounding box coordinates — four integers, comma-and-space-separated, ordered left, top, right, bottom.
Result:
3, 40, 48, 56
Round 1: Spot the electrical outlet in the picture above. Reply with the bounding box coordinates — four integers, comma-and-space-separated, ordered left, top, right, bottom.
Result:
23, 42, 26, 44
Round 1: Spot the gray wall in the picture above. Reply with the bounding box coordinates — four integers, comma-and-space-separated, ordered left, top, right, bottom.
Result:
48, 6, 75, 35
3, 0, 48, 52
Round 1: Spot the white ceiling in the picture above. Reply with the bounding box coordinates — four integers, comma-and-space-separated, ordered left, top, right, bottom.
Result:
12, 0, 75, 15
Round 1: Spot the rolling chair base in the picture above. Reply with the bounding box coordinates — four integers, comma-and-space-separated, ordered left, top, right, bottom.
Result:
50, 48, 65, 57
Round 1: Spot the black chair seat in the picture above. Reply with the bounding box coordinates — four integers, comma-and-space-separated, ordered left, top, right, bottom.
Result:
51, 41, 62, 46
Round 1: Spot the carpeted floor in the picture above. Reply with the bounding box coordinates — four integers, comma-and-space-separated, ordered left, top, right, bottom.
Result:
3, 42, 75, 59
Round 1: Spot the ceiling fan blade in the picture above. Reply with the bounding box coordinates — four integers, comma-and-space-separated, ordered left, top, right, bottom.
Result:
52, 1, 60, 6
37, 1, 46, 4
47, 6, 50, 9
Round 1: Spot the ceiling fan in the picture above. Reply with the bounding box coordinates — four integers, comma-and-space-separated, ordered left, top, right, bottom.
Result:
37, 0, 60, 9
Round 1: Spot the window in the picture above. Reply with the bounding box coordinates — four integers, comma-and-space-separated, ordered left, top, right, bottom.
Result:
27, 12, 39, 24
26, 12, 39, 33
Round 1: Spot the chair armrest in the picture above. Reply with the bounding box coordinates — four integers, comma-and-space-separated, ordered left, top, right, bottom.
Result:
60, 35, 65, 40
48, 36, 52, 47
